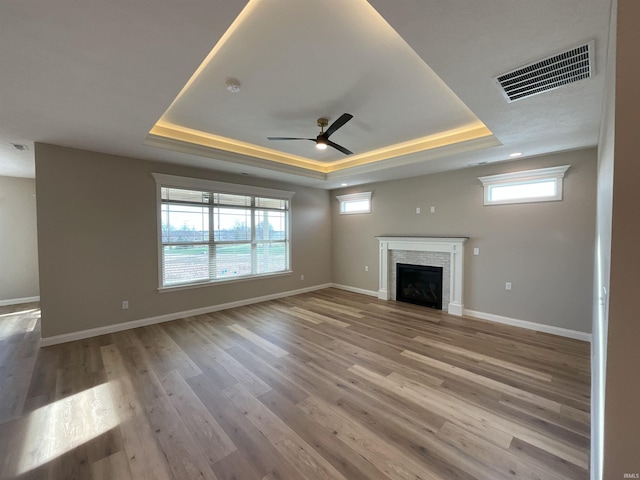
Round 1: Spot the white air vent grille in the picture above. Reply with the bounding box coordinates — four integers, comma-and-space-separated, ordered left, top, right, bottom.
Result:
495, 42, 593, 102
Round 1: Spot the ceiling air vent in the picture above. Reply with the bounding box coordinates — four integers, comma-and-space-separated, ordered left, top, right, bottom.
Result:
495, 42, 594, 102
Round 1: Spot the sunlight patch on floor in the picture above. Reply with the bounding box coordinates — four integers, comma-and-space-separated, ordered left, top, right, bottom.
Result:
13, 382, 119, 476
0, 307, 40, 319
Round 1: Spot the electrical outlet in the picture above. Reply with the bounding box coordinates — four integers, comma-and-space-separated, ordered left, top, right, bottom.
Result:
505, 282, 512, 291
416, 207, 421, 214
121, 300, 129, 310
364, 265, 369, 272
300, 274, 304, 281
430, 206, 435, 213
473, 247, 479, 256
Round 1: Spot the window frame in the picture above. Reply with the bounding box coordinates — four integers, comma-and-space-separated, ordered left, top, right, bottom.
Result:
152, 173, 294, 291
478, 165, 570, 206
336, 191, 372, 215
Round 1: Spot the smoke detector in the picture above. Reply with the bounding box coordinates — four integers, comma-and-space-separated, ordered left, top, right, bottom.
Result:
225, 78, 241, 93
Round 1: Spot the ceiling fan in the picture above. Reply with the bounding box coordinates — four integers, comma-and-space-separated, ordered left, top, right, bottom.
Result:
267, 113, 354, 155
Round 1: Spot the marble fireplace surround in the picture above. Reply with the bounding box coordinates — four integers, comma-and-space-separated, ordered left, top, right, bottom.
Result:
376, 236, 468, 315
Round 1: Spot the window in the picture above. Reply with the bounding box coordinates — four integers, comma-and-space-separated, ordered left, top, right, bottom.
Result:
153, 174, 294, 289
478, 165, 570, 206
336, 191, 372, 214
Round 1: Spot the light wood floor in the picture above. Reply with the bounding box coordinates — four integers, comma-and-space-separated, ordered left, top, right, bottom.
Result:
0, 289, 591, 480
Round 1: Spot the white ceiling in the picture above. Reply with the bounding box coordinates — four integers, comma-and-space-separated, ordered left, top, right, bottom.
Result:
0, 0, 612, 189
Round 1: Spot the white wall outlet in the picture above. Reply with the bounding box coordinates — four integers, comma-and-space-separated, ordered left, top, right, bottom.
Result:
416, 207, 421, 214
430, 206, 435, 213
505, 282, 512, 291
364, 265, 369, 272
473, 247, 479, 256
300, 274, 304, 281
121, 300, 129, 310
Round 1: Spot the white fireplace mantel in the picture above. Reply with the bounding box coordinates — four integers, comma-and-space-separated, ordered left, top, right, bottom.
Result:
377, 236, 468, 316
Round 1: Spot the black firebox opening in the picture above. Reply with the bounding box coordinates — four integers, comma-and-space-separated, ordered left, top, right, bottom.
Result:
396, 263, 443, 310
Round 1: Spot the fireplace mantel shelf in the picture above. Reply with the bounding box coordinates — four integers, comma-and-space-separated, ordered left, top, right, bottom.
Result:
377, 236, 468, 316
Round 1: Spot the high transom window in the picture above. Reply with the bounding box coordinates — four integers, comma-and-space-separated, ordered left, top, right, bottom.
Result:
153, 174, 293, 289
478, 165, 570, 206
336, 191, 372, 214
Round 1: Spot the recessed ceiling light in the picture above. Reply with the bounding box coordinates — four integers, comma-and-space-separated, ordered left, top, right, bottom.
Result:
509, 152, 523, 157
341, 183, 348, 187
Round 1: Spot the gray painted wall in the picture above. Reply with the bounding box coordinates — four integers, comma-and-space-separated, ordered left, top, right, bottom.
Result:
0, 175, 39, 302
331, 149, 596, 333
35, 144, 332, 338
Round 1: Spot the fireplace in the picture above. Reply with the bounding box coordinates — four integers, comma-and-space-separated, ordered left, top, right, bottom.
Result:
377, 236, 467, 315
396, 263, 443, 309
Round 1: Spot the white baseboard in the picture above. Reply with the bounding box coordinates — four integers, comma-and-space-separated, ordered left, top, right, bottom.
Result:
40, 285, 591, 346
331, 283, 378, 297
463, 308, 592, 342
0, 296, 40, 307
447, 302, 464, 316
41, 283, 332, 347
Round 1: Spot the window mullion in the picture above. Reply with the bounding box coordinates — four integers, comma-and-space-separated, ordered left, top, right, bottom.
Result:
250, 198, 257, 275
208, 202, 216, 280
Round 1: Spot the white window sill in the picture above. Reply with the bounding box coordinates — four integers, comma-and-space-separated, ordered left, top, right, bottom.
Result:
158, 270, 293, 293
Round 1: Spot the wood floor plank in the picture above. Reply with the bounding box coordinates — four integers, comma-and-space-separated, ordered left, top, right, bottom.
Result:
0, 307, 40, 424
289, 306, 351, 328
509, 437, 589, 480
0, 290, 590, 479
92, 450, 133, 480
226, 324, 289, 358
259, 388, 390, 480
118, 338, 168, 405
134, 324, 203, 379
100, 343, 175, 480
400, 349, 563, 412
412, 335, 553, 382
159, 369, 236, 464
187, 374, 296, 478
304, 359, 448, 435
363, 365, 589, 469
436, 421, 572, 480
203, 341, 272, 396
224, 345, 309, 404
331, 393, 482, 480
211, 449, 263, 480
298, 394, 442, 480
145, 395, 219, 480
307, 298, 365, 318
191, 317, 238, 350
223, 383, 349, 480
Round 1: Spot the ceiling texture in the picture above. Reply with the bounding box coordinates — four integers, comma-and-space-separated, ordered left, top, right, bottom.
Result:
0, 0, 612, 189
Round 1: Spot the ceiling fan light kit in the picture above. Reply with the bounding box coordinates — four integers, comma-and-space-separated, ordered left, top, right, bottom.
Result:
268, 113, 354, 155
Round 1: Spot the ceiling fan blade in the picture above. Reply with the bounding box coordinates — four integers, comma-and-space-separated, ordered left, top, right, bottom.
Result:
327, 140, 353, 155
267, 137, 315, 141
324, 113, 353, 138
